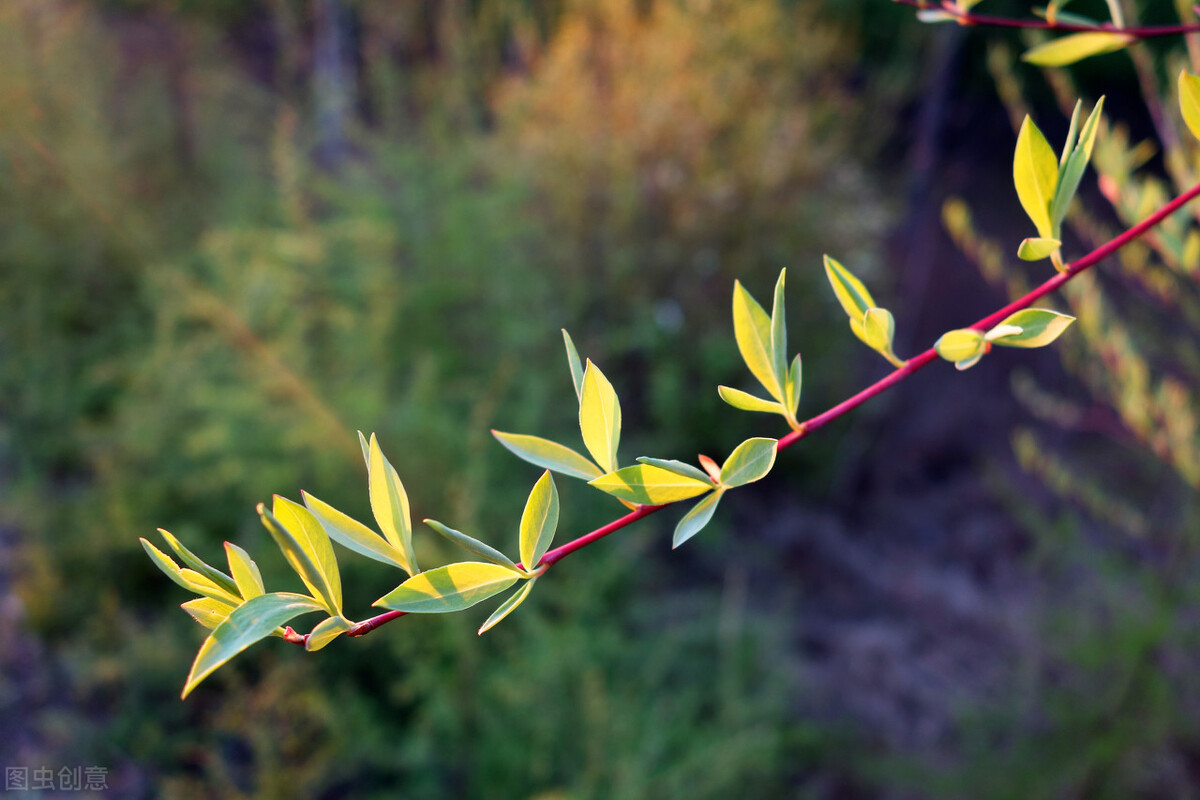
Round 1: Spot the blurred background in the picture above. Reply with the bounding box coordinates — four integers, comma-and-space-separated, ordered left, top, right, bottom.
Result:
1, 0, 1198, 797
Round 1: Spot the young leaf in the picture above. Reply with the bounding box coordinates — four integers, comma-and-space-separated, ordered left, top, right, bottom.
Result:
579, 360, 621, 474
1180, 71, 1200, 143
273, 495, 342, 613
156, 529, 240, 598
306, 615, 354, 652
1014, 116, 1060, 238
770, 269, 788, 388
181, 597, 236, 630
785, 354, 802, 418
589, 464, 714, 505
1059, 100, 1082, 169
302, 491, 412, 573
367, 433, 419, 574
373, 562, 520, 614
635, 457, 713, 484
953, 351, 986, 371
224, 542, 264, 600
182, 592, 324, 698
1021, 33, 1133, 68
357, 430, 370, 470
1017, 237, 1062, 261
1051, 97, 1105, 233
672, 490, 723, 549
177, 569, 243, 606
861, 308, 896, 357
491, 431, 604, 481
823, 255, 877, 325
424, 519, 519, 572
732, 279, 783, 401
986, 309, 1076, 348
562, 329, 585, 401
478, 579, 537, 635
717, 385, 785, 415
934, 329, 986, 364
258, 504, 340, 614
519, 471, 559, 570
719, 438, 778, 488
141, 537, 200, 594
916, 9, 956, 22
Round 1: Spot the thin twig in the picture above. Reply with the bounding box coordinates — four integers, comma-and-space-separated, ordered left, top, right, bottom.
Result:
893, 0, 1200, 36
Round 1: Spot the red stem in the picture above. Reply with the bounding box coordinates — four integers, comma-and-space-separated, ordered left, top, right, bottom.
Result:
894, 0, 1200, 36
298, 180, 1200, 647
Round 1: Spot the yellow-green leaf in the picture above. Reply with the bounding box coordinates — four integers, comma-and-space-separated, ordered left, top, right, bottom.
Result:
986, 309, 1076, 348
717, 385, 785, 415
588, 464, 714, 505
1180, 71, 1200, 143
491, 430, 604, 481
519, 471, 559, 570
562, 329, 585, 401
935, 329, 985, 363
719, 437, 778, 488
784, 354, 802, 418
156, 529, 239, 598
1017, 237, 1062, 261
478, 579, 537, 635
1014, 116, 1060, 238
861, 308, 895, 356
1051, 97, 1105, 232
424, 519, 519, 572
367, 433, 418, 574
673, 489, 723, 549
635, 457, 712, 484
181, 597, 236, 630
273, 495, 342, 613
823, 255, 877, 323
1022, 32, 1133, 68
769, 269, 788, 388
182, 592, 323, 698
373, 562, 520, 613
258, 504, 339, 614
732, 279, 783, 401
224, 542, 264, 600
579, 360, 621, 474
177, 568, 243, 606
357, 430, 370, 470
141, 537, 198, 593
302, 491, 411, 573
306, 615, 353, 652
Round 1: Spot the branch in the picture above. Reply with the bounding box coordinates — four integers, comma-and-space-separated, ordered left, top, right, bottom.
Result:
893, 0, 1200, 37
292, 179, 1200, 647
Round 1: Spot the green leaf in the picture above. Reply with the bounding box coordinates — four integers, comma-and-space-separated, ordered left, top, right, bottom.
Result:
770, 269, 788, 389
156, 529, 240, 598
373, 562, 520, 613
579, 360, 621, 474
732, 279, 783, 401
935, 329, 985, 364
719, 437, 778, 488
1051, 97, 1105, 232
1059, 100, 1082, 169
986, 309, 1076, 348
224, 542, 264, 600
302, 491, 412, 572
357, 430, 370, 470
258, 503, 340, 614
306, 615, 353, 652
273, 495, 342, 613
519, 471, 559, 570
182, 592, 324, 698
1021, 32, 1133, 68
491, 430, 604, 481
478, 579, 537, 635
635, 457, 712, 484
673, 490, 723, 549
861, 308, 895, 357
562, 329, 585, 401
367, 433, 419, 574
1013, 116, 1060, 239
1017, 237, 1062, 261
589, 464, 714, 505
1180, 71, 1200, 143
424, 519, 519, 572
141, 537, 198, 593
717, 385, 785, 415
177, 569, 242, 606
181, 597, 236, 630
823, 255, 876, 323
785, 354, 802, 418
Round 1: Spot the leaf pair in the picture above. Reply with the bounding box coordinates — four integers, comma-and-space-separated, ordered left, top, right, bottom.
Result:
823, 256, 904, 368
719, 269, 802, 426
934, 308, 1076, 370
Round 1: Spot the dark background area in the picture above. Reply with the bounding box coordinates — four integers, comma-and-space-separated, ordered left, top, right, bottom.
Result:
2, 0, 1198, 797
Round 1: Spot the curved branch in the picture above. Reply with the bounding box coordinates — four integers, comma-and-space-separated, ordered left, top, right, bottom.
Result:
893, 0, 1200, 37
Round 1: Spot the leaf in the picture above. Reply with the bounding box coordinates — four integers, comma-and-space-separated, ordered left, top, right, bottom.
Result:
258, 503, 340, 614
785, 354, 802, 418
478, 579, 537, 635
717, 385, 785, 415
1180, 72, 1200, 143
732, 279, 783, 401
273, 495, 342, 613
1017, 237, 1062, 261
373, 563, 520, 613
367, 433, 419, 574
954, 351, 986, 371
424, 519, 519, 572
306, 615, 353, 652
357, 430, 370, 470
986, 309, 1076, 348
1021, 32, 1133, 68
141, 537, 200, 593
1059, 100, 1082, 169
672, 490, 723, 549
519, 471, 559, 570
934, 329, 985, 363
589, 464, 714, 505
224, 542, 264, 600
156, 529, 240, 598
1013, 116, 1060, 238
719, 437, 778, 488
1051, 97, 1105, 232
302, 491, 412, 572
769, 269, 788, 389
579, 360, 621, 474
823, 255, 876, 322
490, 430, 604, 480
177, 569, 243, 606
182, 592, 324, 698
562, 329, 585, 401
916, 10, 956, 23
181, 597, 236, 630
861, 308, 895, 357
635, 457, 712, 484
